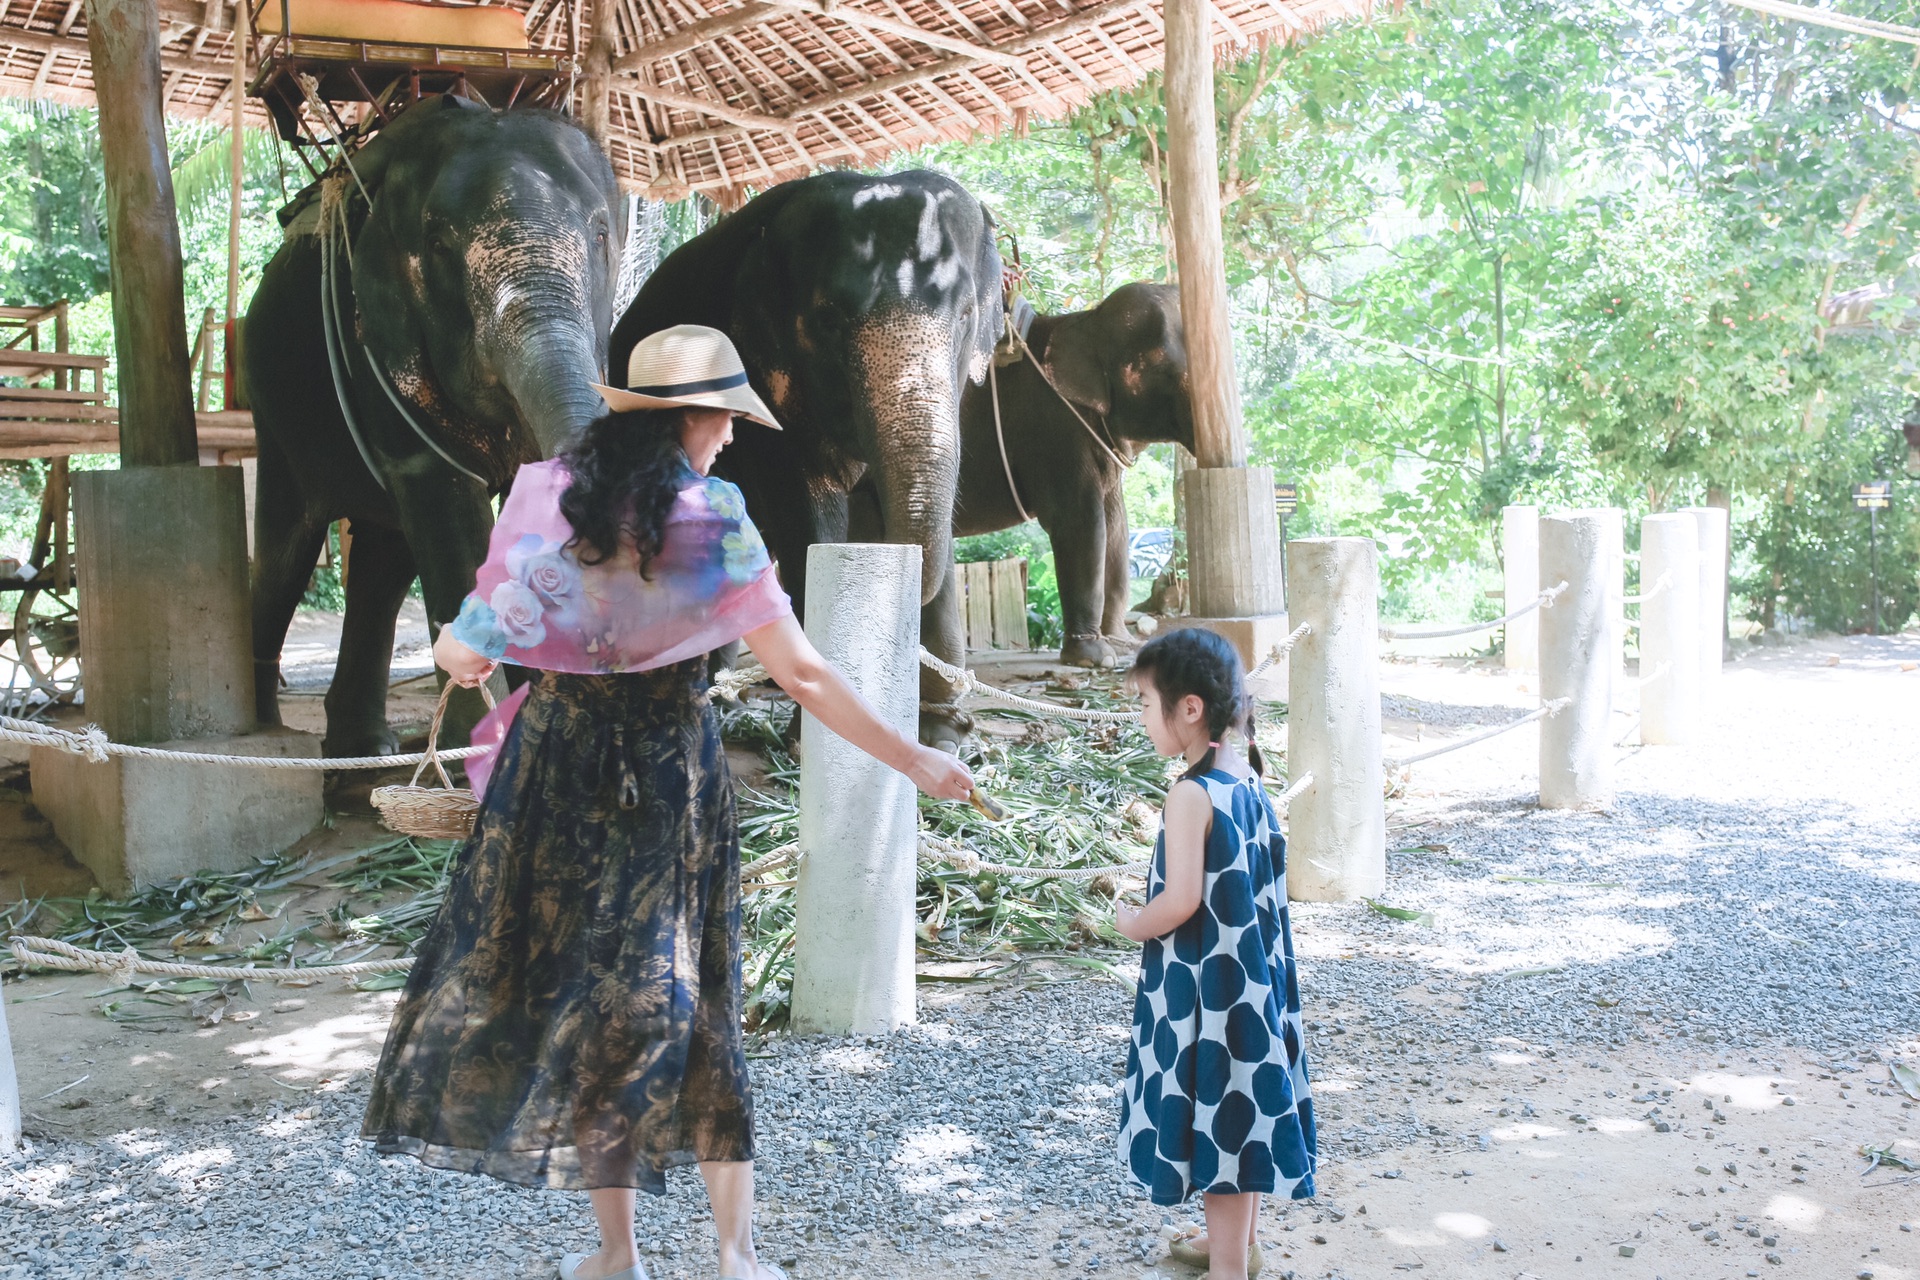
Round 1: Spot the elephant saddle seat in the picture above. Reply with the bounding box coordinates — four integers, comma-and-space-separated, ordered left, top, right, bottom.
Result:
254, 0, 530, 50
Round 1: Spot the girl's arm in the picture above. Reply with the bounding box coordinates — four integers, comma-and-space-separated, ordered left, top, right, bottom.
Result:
1114, 779, 1211, 942
742, 613, 974, 801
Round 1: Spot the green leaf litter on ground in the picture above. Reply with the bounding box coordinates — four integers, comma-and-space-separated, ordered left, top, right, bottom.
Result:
1366, 900, 1435, 926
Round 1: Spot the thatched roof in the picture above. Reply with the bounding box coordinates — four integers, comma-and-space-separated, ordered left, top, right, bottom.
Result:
0, 0, 1371, 200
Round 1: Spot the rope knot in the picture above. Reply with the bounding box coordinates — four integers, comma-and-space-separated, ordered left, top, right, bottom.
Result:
112, 945, 142, 986
79, 726, 111, 764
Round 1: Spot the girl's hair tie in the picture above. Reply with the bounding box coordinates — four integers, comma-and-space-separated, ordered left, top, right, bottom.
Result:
1207, 741, 1222, 749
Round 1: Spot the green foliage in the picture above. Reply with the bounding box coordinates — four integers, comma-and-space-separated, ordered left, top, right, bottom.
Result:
1739, 399, 1919, 634
914, 0, 1920, 629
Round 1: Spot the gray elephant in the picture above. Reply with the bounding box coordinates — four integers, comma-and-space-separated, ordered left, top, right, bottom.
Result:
854, 281, 1194, 670
613, 170, 1001, 749
244, 96, 620, 753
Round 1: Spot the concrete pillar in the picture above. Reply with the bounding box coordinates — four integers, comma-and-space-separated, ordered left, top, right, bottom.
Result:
72, 467, 253, 742
1502, 504, 1540, 675
36, 466, 322, 890
791, 543, 923, 1034
1539, 510, 1620, 809
1284, 537, 1385, 902
0, 978, 18, 1152
1638, 513, 1701, 745
1682, 505, 1730, 689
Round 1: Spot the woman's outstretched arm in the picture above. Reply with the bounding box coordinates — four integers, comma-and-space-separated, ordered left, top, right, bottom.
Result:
742, 614, 974, 801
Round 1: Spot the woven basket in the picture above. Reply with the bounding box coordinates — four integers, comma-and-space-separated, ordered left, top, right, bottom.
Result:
371, 680, 495, 840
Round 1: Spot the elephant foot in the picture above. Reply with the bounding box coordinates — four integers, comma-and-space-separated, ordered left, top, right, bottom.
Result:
1102, 629, 1141, 653
919, 704, 973, 754
1059, 632, 1117, 669
322, 724, 400, 760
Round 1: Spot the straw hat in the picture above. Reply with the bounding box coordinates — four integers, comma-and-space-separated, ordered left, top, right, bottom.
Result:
590, 324, 782, 429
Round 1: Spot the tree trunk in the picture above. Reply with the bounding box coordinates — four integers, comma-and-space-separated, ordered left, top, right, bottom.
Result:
1707, 484, 1732, 654
85, 0, 198, 468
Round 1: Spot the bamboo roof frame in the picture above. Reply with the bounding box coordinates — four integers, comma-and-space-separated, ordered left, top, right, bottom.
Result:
0, 0, 1371, 200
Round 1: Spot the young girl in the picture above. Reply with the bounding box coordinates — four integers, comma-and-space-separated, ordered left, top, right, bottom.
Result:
1114, 627, 1316, 1280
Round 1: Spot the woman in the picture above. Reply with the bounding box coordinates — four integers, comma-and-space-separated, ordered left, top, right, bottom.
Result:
362, 324, 974, 1280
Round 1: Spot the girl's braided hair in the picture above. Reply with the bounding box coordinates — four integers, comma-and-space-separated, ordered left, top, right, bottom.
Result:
1129, 626, 1265, 782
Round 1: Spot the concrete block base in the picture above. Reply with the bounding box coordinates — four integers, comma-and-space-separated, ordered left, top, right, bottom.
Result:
32, 727, 324, 892
1164, 612, 1294, 673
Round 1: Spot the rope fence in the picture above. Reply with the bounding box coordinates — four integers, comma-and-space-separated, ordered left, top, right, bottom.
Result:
0, 714, 485, 769
1379, 582, 1568, 642
8, 935, 413, 983
1383, 699, 1572, 771
1621, 571, 1672, 606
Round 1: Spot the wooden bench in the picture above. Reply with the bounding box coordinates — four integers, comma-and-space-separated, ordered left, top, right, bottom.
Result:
0, 304, 255, 461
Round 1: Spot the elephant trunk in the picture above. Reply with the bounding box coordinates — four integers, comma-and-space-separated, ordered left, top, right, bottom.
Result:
501, 321, 608, 459
472, 221, 612, 460
853, 311, 963, 606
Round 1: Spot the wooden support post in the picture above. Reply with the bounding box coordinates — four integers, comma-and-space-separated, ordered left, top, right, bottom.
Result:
582, 0, 616, 152
226, 0, 246, 333
1163, 0, 1285, 632
84, 0, 198, 468
1163, 0, 1240, 470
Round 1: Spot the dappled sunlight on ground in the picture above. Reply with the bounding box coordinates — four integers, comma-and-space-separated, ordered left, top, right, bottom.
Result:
225, 1009, 393, 1078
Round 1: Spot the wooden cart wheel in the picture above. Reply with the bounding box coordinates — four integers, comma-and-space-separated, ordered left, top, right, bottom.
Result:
12, 586, 82, 706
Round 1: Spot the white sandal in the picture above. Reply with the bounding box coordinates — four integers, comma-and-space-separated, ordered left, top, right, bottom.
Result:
719, 1267, 788, 1280
557, 1254, 648, 1280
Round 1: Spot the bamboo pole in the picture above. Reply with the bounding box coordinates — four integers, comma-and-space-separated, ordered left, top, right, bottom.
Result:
226, 0, 246, 332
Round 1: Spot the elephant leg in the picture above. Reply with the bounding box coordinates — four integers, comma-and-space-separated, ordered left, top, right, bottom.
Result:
1100, 479, 1136, 647
1048, 494, 1116, 669
322, 522, 416, 757
250, 443, 330, 729
918, 557, 971, 754
395, 474, 501, 748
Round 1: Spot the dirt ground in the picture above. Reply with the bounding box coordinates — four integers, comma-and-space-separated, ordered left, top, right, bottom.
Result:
4, 621, 1918, 1280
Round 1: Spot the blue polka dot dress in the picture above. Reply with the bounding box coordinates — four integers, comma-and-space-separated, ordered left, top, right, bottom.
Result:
1119, 767, 1316, 1205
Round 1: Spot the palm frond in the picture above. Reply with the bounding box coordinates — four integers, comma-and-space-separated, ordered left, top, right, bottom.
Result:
170, 128, 283, 219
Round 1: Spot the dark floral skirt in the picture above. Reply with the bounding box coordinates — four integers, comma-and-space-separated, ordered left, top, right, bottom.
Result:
361, 661, 752, 1193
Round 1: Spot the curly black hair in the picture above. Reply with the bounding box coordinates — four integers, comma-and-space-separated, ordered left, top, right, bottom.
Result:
1129, 626, 1265, 781
557, 407, 690, 578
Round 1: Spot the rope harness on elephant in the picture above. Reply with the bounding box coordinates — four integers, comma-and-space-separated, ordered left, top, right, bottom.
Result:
310, 147, 491, 491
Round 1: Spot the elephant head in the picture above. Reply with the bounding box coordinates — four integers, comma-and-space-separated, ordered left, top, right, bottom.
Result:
726, 171, 1002, 607
1030, 281, 1195, 456
352, 100, 621, 479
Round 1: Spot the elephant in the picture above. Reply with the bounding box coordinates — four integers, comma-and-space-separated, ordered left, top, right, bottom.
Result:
854, 281, 1195, 670
244, 96, 620, 754
611, 170, 1001, 750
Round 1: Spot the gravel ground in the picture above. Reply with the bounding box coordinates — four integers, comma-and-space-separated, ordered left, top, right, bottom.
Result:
3, 629, 1916, 1280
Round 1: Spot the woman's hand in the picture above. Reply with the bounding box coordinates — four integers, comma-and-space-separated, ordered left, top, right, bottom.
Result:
905, 743, 974, 801
433, 627, 497, 689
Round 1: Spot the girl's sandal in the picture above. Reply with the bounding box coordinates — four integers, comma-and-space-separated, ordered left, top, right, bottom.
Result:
719, 1268, 788, 1280
1166, 1229, 1265, 1277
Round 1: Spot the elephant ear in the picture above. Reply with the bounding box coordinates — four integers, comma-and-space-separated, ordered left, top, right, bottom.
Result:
1037, 315, 1111, 417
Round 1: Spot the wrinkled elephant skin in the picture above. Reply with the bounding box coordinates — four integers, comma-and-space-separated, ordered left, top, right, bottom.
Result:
613, 170, 1000, 748
244, 98, 620, 755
